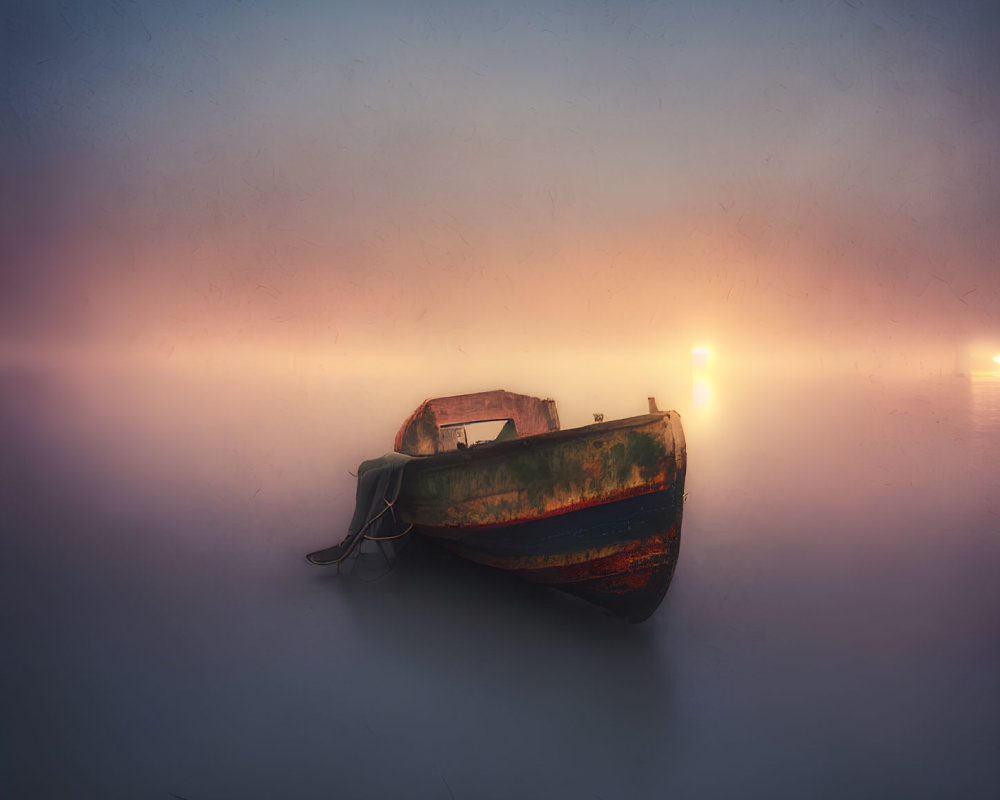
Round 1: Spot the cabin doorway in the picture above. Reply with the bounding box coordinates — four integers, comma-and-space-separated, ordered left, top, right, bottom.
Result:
439, 418, 517, 449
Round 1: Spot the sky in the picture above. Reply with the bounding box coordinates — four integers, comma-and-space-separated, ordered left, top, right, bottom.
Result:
2, 10, 999, 794
3, 0, 999, 373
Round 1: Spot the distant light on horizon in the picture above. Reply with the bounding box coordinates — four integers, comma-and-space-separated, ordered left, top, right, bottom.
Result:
692, 346, 711, 369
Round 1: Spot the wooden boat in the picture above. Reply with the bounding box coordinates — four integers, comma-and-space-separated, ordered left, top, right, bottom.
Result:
308, 390, 687, 622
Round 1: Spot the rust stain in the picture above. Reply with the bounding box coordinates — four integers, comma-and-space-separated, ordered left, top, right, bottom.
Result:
400, 412, 680, 529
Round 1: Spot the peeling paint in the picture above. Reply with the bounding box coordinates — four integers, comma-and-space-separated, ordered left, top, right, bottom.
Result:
395, 410, 686, 620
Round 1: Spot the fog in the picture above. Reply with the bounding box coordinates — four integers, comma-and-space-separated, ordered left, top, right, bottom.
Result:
3, 354, 998, 798
3, 0, 998, 364
3, 1, 999, 797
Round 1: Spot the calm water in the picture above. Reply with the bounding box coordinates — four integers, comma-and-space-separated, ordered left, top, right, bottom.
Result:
2, 360, 998, 799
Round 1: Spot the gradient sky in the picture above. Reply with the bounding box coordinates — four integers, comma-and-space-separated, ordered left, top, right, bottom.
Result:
3, 11, 999, 795
3, 0, 998, 368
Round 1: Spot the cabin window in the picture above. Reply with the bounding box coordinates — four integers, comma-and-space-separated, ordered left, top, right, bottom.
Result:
439, 419, 517, 449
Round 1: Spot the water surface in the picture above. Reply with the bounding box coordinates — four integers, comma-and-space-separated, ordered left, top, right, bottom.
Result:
2, 360, 997, 798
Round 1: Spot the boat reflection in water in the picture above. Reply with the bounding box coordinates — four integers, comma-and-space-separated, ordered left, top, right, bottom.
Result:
308, 389, 687, 622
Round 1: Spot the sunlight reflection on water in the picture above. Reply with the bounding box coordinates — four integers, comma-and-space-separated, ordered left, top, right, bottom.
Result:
971, 370, 1000, 436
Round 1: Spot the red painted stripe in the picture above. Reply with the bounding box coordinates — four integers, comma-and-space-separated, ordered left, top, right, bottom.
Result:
509, 533, 675, 586
418, 480, 672, 532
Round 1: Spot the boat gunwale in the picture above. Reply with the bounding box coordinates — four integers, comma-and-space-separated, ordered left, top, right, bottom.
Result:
400, 410, 678, 470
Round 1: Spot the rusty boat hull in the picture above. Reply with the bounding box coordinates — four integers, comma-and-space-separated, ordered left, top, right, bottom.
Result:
396, 410, 686, 622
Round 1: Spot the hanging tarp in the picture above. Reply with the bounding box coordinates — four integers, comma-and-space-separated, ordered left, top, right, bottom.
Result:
306, 452, 413, 565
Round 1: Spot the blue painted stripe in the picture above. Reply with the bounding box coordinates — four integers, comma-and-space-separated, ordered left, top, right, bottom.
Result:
418, 487, 682, 559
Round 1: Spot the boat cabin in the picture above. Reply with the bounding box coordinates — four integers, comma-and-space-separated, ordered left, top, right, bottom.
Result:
394, 390, 561, 456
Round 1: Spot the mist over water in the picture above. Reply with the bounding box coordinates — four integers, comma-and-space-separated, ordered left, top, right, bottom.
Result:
2, 350, 997, 798
3, 0, 999, 795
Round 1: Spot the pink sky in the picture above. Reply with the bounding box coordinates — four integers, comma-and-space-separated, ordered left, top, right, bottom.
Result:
3, 0, 998, 374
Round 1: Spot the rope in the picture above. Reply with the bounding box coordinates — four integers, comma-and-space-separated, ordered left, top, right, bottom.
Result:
361, 497, 414, 541
364, 523, 414, 541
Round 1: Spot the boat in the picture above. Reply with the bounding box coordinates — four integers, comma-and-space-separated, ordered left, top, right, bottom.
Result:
307, 389, 687, 622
